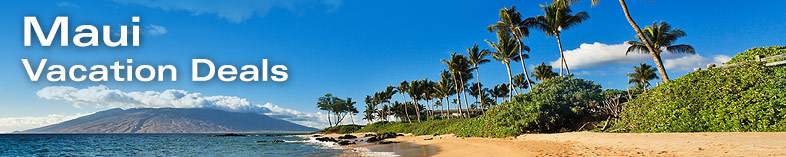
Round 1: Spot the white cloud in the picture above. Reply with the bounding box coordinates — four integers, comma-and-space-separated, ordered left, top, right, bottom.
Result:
0, 113, 90, 133
551, 42, 731, 72
663, 54, 731, 72
111, 0, 342, 23
57, 2, 80, 8
36, 85, 332, 128
146, 24, 167, 36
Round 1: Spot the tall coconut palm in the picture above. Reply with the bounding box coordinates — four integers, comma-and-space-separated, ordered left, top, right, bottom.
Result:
344, 97, 357, 125
383, 86, 397, 121
397, 81, 412, 122
441, 53, 472, 118
486, 32, 524, 98
488, 6, 534, 89
532, 62, 558, 81
493, 83, 510, 102
465, 44, 491, 111
626, 21, 695, 83
524, 3, 589, 76
436, 70, 455, 119
512, 74, 528, 92
555, 0, 665, 82
363, 95, 376, 124
407, 80, 425, 123
627, 63, 659, 91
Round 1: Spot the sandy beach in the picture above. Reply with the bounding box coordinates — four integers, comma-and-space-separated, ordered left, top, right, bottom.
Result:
311, 132, 786, 156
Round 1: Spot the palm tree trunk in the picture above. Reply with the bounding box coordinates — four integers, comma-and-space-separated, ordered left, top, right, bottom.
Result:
513, 30, 535, 90
452, 74, 464, 118
426, 98, 432, 120
504, 62, 518, 99
413, 100, 422, 123
459, 73, 471, 118
474, 68, 483, 114
349, 113, 355, 125
440, 98, 445, 119
556, 34, 570, 75
618, 0, 669, 83
400, 93, 411, 123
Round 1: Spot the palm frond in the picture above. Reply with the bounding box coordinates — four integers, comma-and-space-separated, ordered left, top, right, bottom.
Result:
666, 44, 695, 54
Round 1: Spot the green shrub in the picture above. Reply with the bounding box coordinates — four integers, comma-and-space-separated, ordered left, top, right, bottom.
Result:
726, 46, 786, 64
321, 124, 363, 134
618, 63, 786, 132
454, 76, 604, 137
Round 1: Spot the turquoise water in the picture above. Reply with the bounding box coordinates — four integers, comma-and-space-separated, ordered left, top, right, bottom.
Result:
0, 134, 344, 156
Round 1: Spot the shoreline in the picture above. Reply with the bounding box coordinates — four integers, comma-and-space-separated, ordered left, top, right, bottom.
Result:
306, 132, 786, 156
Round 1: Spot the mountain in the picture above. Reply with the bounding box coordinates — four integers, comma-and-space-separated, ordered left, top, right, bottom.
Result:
21, 108, 318, 133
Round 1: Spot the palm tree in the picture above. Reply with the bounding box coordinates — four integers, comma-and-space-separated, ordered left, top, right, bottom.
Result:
344, 97, 357, 125
466, 44, 491, 111
363, 95, 376, 124
435, 70, 455, 119
556, 0, 664, 82
441, 53, 472, 118
532, 62, 558, 81
383, 86, 397, 120
398, 81, 412, 122
487, 32, 523, 98
488, 6, 534, 89
512, 74, 528, 92
493, 83, 510, 102
407, 80, 424, 123
626, 21, 695, 83
627, 63, 659, 91
524, 3, 589, 76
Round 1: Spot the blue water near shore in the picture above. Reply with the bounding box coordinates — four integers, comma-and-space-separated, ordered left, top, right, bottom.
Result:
0, 134, 344, 156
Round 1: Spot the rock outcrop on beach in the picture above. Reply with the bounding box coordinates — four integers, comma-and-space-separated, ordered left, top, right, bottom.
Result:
21, 108, 318, 133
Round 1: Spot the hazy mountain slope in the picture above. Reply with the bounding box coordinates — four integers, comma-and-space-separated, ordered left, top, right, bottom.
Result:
22, 108, 317, 133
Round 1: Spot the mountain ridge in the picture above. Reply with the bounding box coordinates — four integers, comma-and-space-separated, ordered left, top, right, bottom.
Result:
21, 108, 317, 133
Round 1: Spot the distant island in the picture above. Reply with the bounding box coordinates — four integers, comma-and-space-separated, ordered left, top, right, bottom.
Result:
19, 108, 318, 133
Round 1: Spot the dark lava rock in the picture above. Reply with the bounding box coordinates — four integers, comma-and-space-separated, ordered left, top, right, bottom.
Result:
272, 140, 285, 143
378, 133, 398, 139
312, 135, 322, 137
256, 140, 267, 142
378, 141, 400, 144
424, 138, 433, 140
336, 140, 356, 145
366, 136, 382, 143
364, 134, 376, 137
337, 134, 357, 139
212, 133, 247, 137
397, 134, 404, 136
315, 137, 338, 142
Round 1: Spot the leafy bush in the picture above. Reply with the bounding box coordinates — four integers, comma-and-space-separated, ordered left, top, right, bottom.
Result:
726, 46, 786, 64
617, 63, 786, 132
452, 76, 604, 137
321, 124, 363, 134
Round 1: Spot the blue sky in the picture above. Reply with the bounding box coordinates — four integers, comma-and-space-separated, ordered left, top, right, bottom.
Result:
0, 0, 784, 132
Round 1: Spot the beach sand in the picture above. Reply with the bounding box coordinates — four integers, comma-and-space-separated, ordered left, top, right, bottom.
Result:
380, 132, 786, 156
308, 132, 786, 156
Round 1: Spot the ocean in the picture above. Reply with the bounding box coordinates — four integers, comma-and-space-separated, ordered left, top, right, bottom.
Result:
0, 134, 346, 156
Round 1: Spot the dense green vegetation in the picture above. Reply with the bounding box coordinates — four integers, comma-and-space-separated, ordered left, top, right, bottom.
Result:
726, 46, 786, 64
320, 124, 363, 134
617, 62, 786, 132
